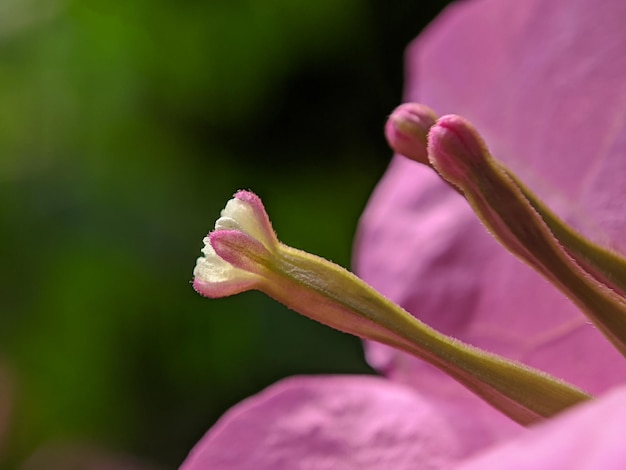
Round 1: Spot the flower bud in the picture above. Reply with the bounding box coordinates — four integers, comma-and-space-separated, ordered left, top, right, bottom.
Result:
385, 103, 437, 165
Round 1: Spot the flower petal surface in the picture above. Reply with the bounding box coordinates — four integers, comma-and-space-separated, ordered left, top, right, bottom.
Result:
180, 375, 492, 470
455, 385, 626, 470
356, 0, 626, 395
355, 0, 626, 449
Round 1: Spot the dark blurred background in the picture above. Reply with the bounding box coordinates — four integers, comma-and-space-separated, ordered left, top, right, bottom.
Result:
1, 0, 453, 467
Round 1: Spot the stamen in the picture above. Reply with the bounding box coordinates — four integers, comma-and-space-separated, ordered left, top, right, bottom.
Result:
193, 190, 591, 425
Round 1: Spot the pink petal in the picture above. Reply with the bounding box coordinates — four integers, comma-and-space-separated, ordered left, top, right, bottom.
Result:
180, 375, 521, 470
355, 0, 626, 411
456, 385, 626, 469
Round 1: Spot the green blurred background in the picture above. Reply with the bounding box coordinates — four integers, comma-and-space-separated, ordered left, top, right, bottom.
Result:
1, 0, 452, 467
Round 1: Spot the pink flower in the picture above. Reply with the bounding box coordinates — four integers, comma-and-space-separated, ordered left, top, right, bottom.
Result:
183, 0, 626, 468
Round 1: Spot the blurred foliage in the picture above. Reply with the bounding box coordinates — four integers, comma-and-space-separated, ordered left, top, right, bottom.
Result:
0, 0, 452, 467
